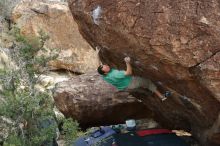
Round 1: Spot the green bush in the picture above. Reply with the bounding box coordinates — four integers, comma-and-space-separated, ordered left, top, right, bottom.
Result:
63, 118, 84, 145
0, 69, 58, 146
0, 27, 81, 145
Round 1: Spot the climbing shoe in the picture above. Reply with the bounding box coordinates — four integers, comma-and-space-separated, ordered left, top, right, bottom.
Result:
164, 91, 172, 97
161, 96, 167, 101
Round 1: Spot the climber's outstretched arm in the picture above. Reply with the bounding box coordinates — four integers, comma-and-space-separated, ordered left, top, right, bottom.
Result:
124, 57, 132, 76
95, 46, 102, 67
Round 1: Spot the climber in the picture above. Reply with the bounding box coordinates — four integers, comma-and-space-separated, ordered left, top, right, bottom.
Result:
97, 54, 167, 101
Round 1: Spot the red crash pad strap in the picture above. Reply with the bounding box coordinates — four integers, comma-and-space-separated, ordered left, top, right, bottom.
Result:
136, 129, 173, 137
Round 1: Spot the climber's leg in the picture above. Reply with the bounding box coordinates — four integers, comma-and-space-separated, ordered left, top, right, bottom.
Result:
154, 90, 167, 101
144, 78, 167, 101
127, 77, 167, 101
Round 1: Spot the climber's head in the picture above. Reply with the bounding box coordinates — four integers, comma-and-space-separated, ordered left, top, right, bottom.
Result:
97, 64, 110, 75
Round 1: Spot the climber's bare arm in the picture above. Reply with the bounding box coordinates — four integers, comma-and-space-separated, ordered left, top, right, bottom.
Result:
124, 57, 132, 75
95, 46, 102, 67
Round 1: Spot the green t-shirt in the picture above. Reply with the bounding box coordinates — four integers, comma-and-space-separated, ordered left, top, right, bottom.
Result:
103, 69, 132, 90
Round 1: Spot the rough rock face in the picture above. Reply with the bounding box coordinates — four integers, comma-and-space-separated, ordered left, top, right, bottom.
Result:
0, 17, 13, 48
0, 49, 15, 70
12, 0, 98, 73
35, 72, 70, 92
68, 0, 220, 145
53, 72, 152, 127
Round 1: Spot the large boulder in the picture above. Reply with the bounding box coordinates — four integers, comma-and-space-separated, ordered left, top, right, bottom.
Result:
68, 0, 220, 145
53, 72, 151, 128
12, 0, 98, 73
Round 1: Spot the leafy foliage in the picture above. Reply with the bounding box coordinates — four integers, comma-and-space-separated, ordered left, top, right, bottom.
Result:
0, 69, 56, 146
0, 27, 81, 145
62, 118, 84, 145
